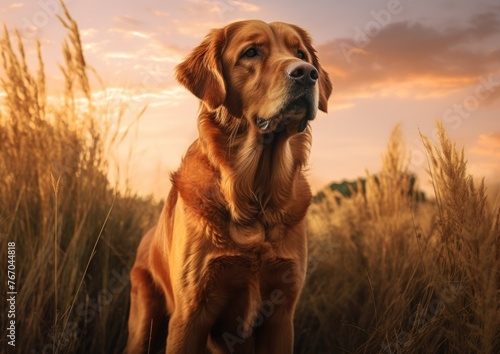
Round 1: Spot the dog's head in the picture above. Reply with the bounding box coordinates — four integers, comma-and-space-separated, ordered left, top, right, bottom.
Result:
176, 20, 332, 134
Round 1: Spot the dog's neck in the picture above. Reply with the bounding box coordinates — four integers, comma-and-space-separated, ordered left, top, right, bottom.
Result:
197, 106, 312, 225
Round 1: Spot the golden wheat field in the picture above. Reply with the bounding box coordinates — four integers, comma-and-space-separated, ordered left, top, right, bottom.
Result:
0, 6, 499, 354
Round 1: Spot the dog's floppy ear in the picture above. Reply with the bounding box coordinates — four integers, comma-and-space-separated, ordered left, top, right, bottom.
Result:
291, 25, 332, 113
314, 53, 333, 113
175, 29, 226, 110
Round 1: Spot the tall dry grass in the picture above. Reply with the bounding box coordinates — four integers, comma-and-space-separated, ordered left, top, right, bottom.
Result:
421, 122, 499, 353
297, 124, 499, 353
0, 4, 160, 354
1, 5, 498, 354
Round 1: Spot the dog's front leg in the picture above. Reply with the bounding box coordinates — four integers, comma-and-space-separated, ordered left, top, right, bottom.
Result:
165, 312, 210, 354
255, 313, 294, 354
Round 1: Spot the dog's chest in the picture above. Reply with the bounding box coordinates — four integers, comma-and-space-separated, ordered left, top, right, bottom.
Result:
205, 219, 305, 296
202, 248, 301, 303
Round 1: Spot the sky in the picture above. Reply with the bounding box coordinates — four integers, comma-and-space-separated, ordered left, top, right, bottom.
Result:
1, 0, 500, 199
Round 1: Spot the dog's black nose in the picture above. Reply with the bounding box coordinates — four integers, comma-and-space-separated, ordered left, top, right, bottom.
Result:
287, 62, 319, 86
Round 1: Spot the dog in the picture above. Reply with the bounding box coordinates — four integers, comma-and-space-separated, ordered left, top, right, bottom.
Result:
126, 19, 332, 354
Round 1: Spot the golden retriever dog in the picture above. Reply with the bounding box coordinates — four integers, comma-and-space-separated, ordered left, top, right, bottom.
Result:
126, 20, 332, 354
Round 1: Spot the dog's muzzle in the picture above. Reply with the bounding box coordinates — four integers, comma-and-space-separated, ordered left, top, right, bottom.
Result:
255, 62, 319, 133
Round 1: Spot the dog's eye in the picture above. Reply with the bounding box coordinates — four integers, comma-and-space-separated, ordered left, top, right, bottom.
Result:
297, 50, 307, 60
242, 48, 259, 58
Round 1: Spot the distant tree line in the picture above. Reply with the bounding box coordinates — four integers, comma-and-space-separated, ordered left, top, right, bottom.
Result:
312, 174, 426, 204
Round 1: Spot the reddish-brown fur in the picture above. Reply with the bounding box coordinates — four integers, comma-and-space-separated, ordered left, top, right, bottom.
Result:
127, 20, 332, 354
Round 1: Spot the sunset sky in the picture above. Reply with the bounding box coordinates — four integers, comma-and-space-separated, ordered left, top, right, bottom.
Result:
2, 0, 500, 198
